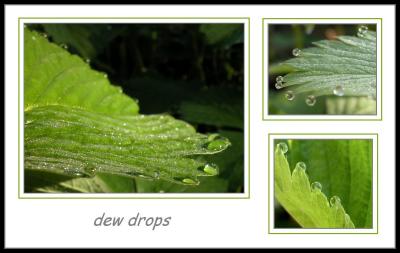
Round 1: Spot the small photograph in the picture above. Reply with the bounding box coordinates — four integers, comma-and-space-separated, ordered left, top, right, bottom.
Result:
272, 137, 374, 230
265, 21, 379, 116
23, 22, 245, 194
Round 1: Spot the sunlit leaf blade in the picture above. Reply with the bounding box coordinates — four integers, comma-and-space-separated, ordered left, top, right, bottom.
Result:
42, 24, 97, 58
278, 30, 376, 100
274, 144, 355, 228
25, 105, 230, 187
135, 177, 229, 193
24, 28, 139, 115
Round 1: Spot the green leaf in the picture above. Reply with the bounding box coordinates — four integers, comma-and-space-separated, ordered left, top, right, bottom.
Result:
25, 105, 230, 186
276, 28, 376, 101
268, 91, 326, 115
275, 143, 355, 228
286, 140, 373, 228
326, 97, 376, 115
24, 28, 139, 115
135, 176, 229, 193
24, 28, 230, 192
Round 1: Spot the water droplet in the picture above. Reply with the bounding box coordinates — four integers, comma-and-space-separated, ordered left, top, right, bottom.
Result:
277, 142, 288, 154
333, 85, 345, 96
292, 48, 301, 57
122, 122, 127, 126
305, 95, 316, 106
311, 182, 322, 192
64, 168, 84, 177
276, 76, 284, 83
85, 58, 91, 64
275, 82, 283, 89
204, 134, 231, 152
357, 25, 368, 37
201, 163, 219, 176
31, 36, 36, 40
330, 196, 341, 207
37, 32, 48, 38
127, 171, 153, 180
103, 73, 108, 78
295, 162, 307, 171
60, 43, 68, 49
285, 91, 295, 101
83, 165, 97, 178
182, 178, 200, 185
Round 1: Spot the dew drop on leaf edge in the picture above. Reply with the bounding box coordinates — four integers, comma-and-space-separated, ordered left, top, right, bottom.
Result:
63, 168, 84, 177
277, 142, 288, 154
201, 163, 219, 176
357, 25, 368, 37
60, 43, 68, 50
173, 177, 200, 185
311, 181, 322, 192
285, 91, 295, 101
276, 75, 284, 83
183, 178, 199, 185
333, 85, 345, 96
205, 134, 230, 152
305, 95, 316, 106
295, 161, 306, 171
275, 82, 283, 89
330, 195, 341, 207
83, 165, 97, 178
292, 48, 301, 57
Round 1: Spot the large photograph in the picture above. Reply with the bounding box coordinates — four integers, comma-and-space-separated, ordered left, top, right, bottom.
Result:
23, 23, 245, 194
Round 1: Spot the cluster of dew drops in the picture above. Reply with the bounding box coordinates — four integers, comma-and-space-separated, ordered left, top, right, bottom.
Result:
277, 142, 343, 209
274, 25, 370, 106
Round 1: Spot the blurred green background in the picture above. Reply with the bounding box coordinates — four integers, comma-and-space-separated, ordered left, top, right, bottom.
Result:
268, 24, 377, 115
28, 23, 245, 193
